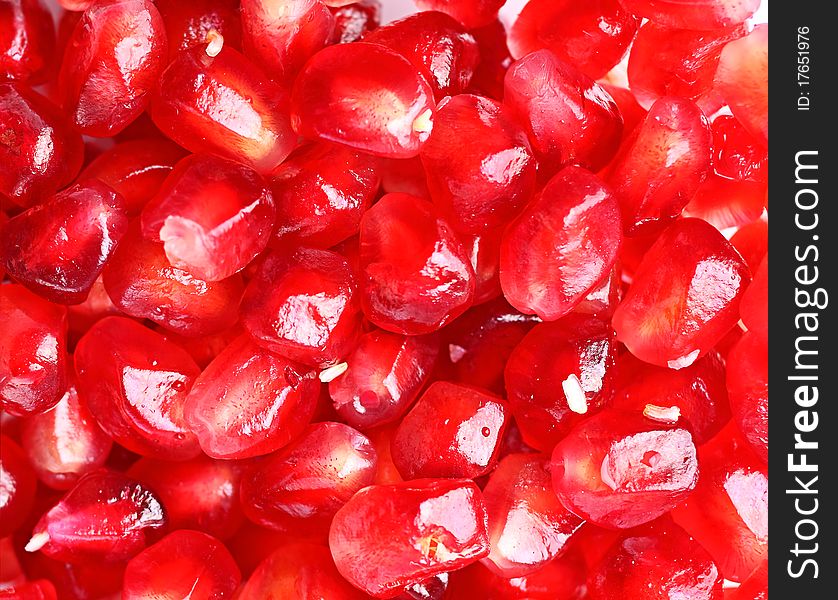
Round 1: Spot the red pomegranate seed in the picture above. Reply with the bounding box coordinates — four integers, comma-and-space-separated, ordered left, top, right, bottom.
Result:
618, 0, 759, 31
587, 519, 723, 599
329, 479, 489, 597
420, 94, 536, 234
504, 51, 623, 175
359, 193, 476, 334
715, 24, 768, 142
240, 422, 377, 536
414, 0, 505, 29
1, 536, 25, 585
156, 0, 242, 61
602, 84, 647, 137
391, 381, 509, 479
729, 219, 768, 272
572, 267, 622, 319
1, 180, 128, 305
672, 424, 768, 581
16, 550, 127, 599
26, 470, 166, 563
504, 315, 616, 452
123, 530, 241, 599
329, 328, 439, 430
150, 35, 296, 174
58, 0, 167, 137
291, 42, 436, 159
606, 97, 712, 235
710, 115, 769, 183
127, 455, 244, 540
728, 560, 767, 600
467, 19, 511, 100
0, 435, 37, 537
365, 11, 480, 101
553, 410, 698, 529
20, 375, 113, 490
330, 0, 380, 44
461, 228, 503, 304
270, 143, 380, 249
740, 255, 768, 343
482, 453, 583, 577
74, 316, 202, 460
0, 83, 83, 208
569, 523, 623, 570
0, 285, 68, 417
508, 0, 637, 80
500, 166, 622, 320
612, 351, 731, 444
102, 224, 244, 337
0, 0, 56, 84
57, 1, 92, 10
78, 138, 187, 216
183, 335, 320, 459
726, 332, 767, 463
612, 218, 751, 368
0, 580, 57, 600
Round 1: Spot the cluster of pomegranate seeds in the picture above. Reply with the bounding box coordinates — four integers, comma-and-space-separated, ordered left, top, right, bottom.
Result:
1, 0, 768, 597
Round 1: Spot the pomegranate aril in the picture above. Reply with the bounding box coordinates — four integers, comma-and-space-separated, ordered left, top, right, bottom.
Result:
740, 255, 768, 344
102, 224, 244, 337
482, 453, 583, 577
618, 0, 759, 32
64, 276, 120, 341
26, 470, 166, 563
1, 180, 129, 305
58, 0, 167, 137
459, 228, 503, 304
183, 334, 320, 459
467, 19, 511, 100
1, 285, 68, 417
572, 267, 622, 319
392, 381, 509, 480
0, 83, 83, 208
587, 519, 723, 599
715, 24, 768, 142
359, 193, 476, 334
612, 218, 751, 369
329, 479, 489, 598
331, 0, 380, 44
551, 409, 698, 529
500, 166, 622, 321
291, 42, 436, 159
17, 550, 127, 599
270, 143, 379, 249
709, 116, 768, 183
151, 40, 296, 174
726, 332, 767, 463
414, 0, 505, 29
728, 560, 767, 600
0, 580, 57, 600
0, 435, 37, 537
57, 1, 93, 10
123, 530, 241, 600
606, 97, 712, 235
602, 84, 648, 137
74, 316, 201, 460
157, 0, 242, 61
729, 219, 768, 272
0, 0, 56, 84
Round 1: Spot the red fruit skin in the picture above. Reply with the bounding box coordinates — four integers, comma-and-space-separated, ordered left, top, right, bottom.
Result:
0, 435, 37, 537
127, 455, 244, 540
0, 83, 83, 208
446, 555, 587, 600
606, 97, 712, 235
102, 224, 244, 337
1, 180, 129, 305
587, 519, 724, 599
0, 285, 68, 417
20, 376, 113, 490
58, 0, 167, 137
729, 219, 768, 272
672, 425, 768, 581
123, 530, 241, 600
79, 138, 187, 216
291, 43, 436, 159
414, 0, 505, 29
74, 317, 201, 460
467, 19, 511, 100
150, 43, 296, 174
618, 0, 759, 31
504, 315, 617, 453
241, 0, 335, 85
500, 166, 622, 321
0, 0, 56, 84
391, 381, 509, 480
504, 50, 623, 175
715, 24, 768, 142
156, 0, 242, 61
551, 410, 699, 529
29, 470, 167, 564
508, 0, 637, 80
727, 560, 767, 600
241, 248, 362, 368
740, 255, 767, 343
420, 94, 536, 234
0, 580, 57, 600
726, 332, 767, 463
331, 0, 380, 44
364, 11, 480, 101
183, 335, 320, 459
359, 193, 476, 335
612, 218, 751, 369
239, 543, 369, 600
329, 329, 439, 431
270, 143, 380, 249
482, 453, 583, 577
241, 422, 378, 537
141, 154, 275, 282
329, 479, 490, 598
612, 351, 731, 444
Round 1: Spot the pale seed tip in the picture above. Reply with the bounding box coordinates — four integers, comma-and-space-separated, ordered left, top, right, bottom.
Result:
563, 374, 588, 414
205, 30, 224, 57
25, 531, 50, 553
319, 362, 348, 383
412, 109, 433, 134
643, 404, 682, 424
